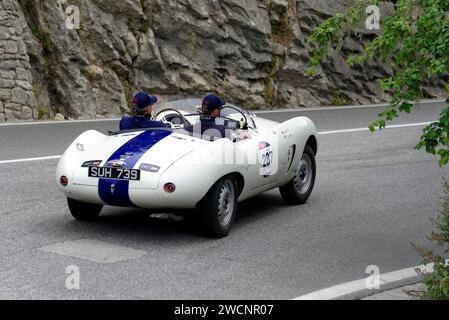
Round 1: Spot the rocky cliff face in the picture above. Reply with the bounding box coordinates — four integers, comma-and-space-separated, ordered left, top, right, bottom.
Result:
0, 0, 444, 121
0, 0, 36, 121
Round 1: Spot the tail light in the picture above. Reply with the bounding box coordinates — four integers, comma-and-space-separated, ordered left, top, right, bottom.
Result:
163, 183, 176, 193
60, 176, 68, 187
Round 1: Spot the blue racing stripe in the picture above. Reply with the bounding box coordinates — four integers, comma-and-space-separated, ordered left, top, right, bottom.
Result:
98, 130, 171, 207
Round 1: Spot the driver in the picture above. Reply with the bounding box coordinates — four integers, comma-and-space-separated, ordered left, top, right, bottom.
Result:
119, 92, 169, 130
185, 94, 226, 139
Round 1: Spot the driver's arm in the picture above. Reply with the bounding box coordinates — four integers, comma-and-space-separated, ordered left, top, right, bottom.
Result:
230, 129, 252, 141
161, 121, 172, 129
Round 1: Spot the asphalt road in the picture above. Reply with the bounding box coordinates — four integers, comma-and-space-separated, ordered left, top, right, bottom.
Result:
0, 100, 447, 299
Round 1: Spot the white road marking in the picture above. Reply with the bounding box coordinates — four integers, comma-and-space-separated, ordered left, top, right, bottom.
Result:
293, 262, 437, 300
318, 122, 432, 135
0, 155, 62, 165
39, 239, 147, 264
0, 118, 120, 127
256, 99, 445, 114
0, 121, 434, 165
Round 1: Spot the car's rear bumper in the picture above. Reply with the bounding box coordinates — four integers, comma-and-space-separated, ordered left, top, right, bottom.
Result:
59, 183, 200, 209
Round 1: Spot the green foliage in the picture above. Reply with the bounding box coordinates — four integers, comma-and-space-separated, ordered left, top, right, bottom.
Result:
18, 0, 50, 54
417, 102, 449, 166
37, 106, 51, 120
32, 83, 42, 99
32, 28, 50, 53
270, 11, 293, 47
307, 0, 376, 75
422, 257, 449, 299
262, 74, 278, 108
271, 18, 289, 36
414, 181, 449, 300
307, 0, 449, 166
329, 91, 350, 106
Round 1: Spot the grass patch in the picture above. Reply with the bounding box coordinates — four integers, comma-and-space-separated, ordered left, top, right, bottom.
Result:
37, 105, 51, 120
329, 91, 350, 106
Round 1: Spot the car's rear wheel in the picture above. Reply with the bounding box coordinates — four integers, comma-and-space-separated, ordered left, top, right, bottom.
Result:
67, 197, 103, 221
280, 145, 316, 205
198, 176, 238, 238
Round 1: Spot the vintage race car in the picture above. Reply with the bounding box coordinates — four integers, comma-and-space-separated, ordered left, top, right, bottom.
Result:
56, 99, 318, 237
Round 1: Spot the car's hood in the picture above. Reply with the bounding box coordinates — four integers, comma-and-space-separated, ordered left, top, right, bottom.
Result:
72, 130, 207, 189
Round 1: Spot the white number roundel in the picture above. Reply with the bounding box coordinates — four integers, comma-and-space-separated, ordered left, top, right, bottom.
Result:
258, 141, 274, 176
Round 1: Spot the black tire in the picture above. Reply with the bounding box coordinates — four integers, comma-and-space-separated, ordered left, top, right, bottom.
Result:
67, 197, 103, 221
280, 145, 316, 205
198, 176, 238, 238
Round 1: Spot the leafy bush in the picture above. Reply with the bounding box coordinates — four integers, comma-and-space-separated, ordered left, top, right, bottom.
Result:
414, 181, 449, 300
307, 0, 449, 166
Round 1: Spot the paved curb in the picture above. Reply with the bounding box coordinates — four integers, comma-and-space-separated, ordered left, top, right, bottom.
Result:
294, 263, 437, 300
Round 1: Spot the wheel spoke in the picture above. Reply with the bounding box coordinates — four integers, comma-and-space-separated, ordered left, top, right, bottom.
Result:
294, 153, 313, 194
217, 181, 235, 226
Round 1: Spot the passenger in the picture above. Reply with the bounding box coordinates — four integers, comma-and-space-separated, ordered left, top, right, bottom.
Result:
120, 92, 168, 130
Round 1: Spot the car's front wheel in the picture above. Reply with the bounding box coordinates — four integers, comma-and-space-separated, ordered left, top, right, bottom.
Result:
67, 197, 103, 221
280, 145, 316, 205
198, 176, 238, 238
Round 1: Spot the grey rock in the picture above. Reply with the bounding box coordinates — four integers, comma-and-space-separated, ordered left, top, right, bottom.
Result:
91, 0, 144, 18
5, 102, 22, 112
17, 40, 27, 55
54, 113, 65, 121
16, 68, 31, 81
0, 0, 445, 122
93, 68, 128, 116
4, 109, 16, 121
83, 65, 104, 81
0, 26, 10, 40
0, 70, 15, 80
11, 87, 29, 105
0, 89, 11, 100
0, 0, 36, 121
0, 79, 14, 89
20, 106, 32, 119
15, 80, 32, 91
123, 32, 139, 59
0, 60, 19, 70
4, 40, 18, 54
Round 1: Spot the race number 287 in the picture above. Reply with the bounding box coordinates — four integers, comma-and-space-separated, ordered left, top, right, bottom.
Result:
258, 141, 275, 176
262, 151, 273, 168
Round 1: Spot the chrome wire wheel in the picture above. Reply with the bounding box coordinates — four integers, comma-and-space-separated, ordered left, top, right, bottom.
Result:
294, 153, 313, 194
217, 180, 236, 226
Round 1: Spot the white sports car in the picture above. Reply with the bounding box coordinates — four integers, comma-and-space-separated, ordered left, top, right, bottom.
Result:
56, 99, 318, 237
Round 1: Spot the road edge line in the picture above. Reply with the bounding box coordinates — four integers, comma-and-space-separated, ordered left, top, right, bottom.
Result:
293, 263, 440, 300
318, 122, 432, 135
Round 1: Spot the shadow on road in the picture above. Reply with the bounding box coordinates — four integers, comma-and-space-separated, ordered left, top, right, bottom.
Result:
51, 191, 289, 241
